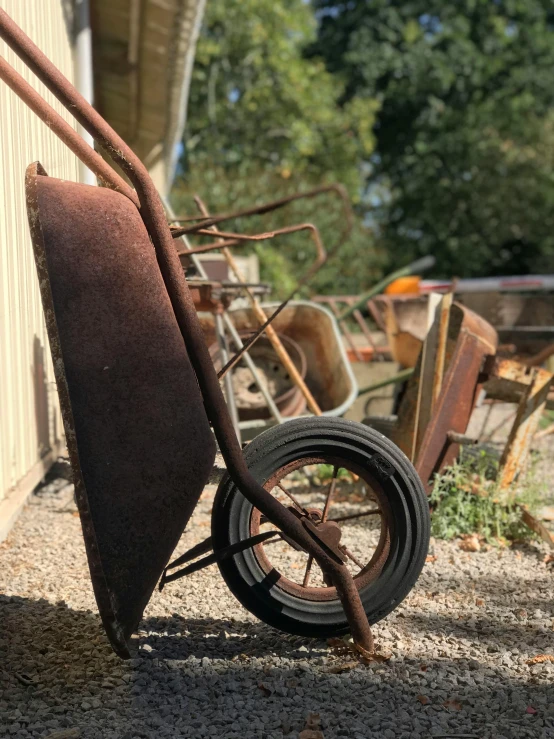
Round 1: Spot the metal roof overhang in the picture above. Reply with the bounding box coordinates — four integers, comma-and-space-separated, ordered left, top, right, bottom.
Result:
91, 0, 204, 195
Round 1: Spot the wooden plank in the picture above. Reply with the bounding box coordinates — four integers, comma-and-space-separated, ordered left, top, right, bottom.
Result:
498, 367, 553, 492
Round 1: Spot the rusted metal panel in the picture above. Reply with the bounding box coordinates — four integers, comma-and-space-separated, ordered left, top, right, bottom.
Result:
483, 357, 554, 410
26, 165, 216, 656
413, 305, 497, 486
484, 357, 537, 384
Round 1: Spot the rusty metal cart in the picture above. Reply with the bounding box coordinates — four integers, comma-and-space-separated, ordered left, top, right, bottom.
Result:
0, 10, 429, 659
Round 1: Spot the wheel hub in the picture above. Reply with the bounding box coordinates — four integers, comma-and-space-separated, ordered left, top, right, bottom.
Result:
305, 507, 323, 522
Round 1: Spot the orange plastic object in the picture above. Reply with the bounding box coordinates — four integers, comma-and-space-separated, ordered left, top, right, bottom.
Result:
385, 276, 421, 295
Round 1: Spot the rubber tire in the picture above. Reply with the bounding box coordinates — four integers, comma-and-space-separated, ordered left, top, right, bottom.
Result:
212, 417, 430, 639
362, 414, 398, 439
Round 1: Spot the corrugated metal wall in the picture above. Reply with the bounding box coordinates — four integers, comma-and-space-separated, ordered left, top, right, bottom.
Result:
0, 1, 79, 504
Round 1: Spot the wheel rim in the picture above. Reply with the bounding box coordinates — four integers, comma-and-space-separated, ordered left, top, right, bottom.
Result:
249, 455, 392, 603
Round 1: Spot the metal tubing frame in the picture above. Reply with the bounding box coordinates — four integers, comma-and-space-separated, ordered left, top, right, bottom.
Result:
0, 56, 138, 205
172, 188, 354, 381
0, 9, 372, 651
172, 221, 327, 294
165, 196, 284, 425
194, 195, 322, 416
171, 182, 353, 261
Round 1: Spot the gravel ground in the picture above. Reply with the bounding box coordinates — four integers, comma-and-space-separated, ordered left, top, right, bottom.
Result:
1, 455, 553, 739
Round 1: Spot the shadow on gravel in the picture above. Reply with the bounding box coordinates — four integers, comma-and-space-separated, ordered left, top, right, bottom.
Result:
1, 594, 553, 738
139, 614, 327, 661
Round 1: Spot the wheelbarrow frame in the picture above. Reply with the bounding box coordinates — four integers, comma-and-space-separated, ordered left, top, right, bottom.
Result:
0, 10, 373, 656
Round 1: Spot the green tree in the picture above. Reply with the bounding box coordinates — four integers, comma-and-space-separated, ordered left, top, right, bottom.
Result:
173, 0, 384, 297
309, 0, 554, 277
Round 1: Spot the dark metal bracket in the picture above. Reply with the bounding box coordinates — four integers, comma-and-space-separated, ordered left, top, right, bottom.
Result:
159, 530, 281, 590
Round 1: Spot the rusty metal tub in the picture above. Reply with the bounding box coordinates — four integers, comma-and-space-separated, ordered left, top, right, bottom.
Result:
200, 301, 358, 434
26, 165, 216, 657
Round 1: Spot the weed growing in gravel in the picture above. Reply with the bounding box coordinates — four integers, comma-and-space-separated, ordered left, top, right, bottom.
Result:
429, 448, 544, 543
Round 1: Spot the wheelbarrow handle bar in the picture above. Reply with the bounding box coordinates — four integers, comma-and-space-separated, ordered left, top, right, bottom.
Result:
171, 181, 353, 264
0, 56, 138, 206
0, 9, 373, 650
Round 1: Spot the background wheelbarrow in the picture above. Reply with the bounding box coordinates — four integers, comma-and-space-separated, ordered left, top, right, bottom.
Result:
203, 301, 358, 437
0, 9, 430, 659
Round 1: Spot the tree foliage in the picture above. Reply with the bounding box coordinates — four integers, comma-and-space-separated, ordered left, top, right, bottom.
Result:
309, 0, 554, 277
173, 0, 384, 297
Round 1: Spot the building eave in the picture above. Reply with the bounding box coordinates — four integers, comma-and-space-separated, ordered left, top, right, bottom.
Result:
91, 0, 204, 195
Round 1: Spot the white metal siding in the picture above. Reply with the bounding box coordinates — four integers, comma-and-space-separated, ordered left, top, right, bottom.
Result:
0, 1, 79, 503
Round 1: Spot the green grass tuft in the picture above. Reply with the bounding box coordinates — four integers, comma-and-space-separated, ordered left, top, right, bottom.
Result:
429, 448, 544, 543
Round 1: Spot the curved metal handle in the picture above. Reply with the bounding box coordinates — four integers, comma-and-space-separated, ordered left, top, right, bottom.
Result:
0, 54, 138, 205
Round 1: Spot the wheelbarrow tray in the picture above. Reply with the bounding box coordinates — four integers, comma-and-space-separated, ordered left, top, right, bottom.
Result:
26, 164, 216, 657
199, 301, 357, 436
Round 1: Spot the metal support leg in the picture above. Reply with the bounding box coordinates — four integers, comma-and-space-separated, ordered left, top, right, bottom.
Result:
331, 566, 374, 652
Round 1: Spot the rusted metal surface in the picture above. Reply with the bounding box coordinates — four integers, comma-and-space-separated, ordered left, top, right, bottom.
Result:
175, 222, 325, 264
1, 8, 375, 654
367, 303, 498, 485
446, 431, 478, 445
482, 357, 554, 410
414, 305, 497, 486
176, 188, 354, 384
174, 219, 285, 426
26, 164, 216, 657
171, 183, 353, 258
484, 356, 538, 385
186, 278, 270, 313
314, 293, 434, 367
187, 280, 234, 313
363, 294, 552, 493
254, 456, 390, 605
172, 184, 352, 318
184, 276, 280, 427
411, 305, 552, 490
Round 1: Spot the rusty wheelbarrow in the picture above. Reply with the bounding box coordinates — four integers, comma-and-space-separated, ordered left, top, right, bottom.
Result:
0, 10, 429, 658
364, 300, 499, 487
